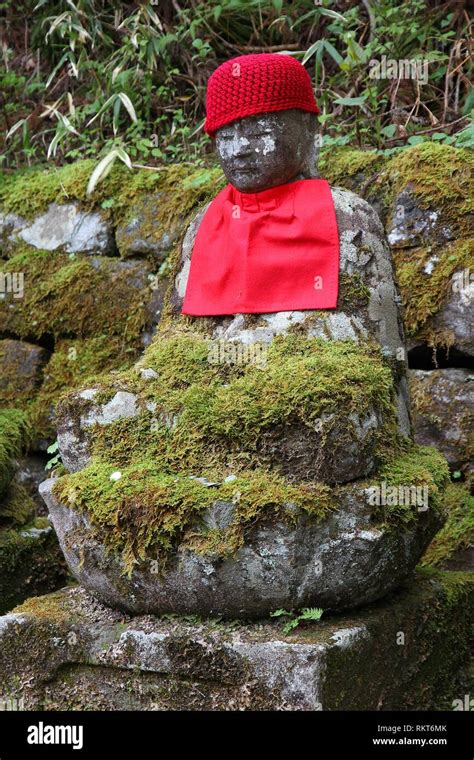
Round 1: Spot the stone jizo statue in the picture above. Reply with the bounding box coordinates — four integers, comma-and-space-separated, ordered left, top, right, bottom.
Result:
41, 54, 442, 620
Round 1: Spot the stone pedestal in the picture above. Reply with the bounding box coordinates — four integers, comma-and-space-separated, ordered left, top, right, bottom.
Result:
0, 571, 472, 711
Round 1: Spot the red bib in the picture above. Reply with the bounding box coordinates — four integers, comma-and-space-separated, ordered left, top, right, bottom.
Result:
182, 178, 339, 316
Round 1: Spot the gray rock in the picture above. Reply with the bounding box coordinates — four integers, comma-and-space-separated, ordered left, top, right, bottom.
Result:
16, 202, 114, 254
0, 575, 471, 710
139, 367, 158, 380
429, 274, 473, 358
56, 390, 140, 473
410, 369, 473, 471
39, 476, 441, 619
115, 193, 184, 259
387, 188, 455, 249
0, 339, 49, 402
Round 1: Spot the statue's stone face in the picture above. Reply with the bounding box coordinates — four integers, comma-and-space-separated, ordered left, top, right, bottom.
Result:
215, 109, 318, 193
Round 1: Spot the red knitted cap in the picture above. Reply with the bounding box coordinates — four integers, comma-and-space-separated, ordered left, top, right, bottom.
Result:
204, 53, 319, 136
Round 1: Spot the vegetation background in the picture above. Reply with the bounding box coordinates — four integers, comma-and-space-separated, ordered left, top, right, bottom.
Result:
1, 0, 472, 182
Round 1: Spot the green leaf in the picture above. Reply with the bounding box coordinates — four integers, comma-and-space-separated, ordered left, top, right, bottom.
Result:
333, 96, 367, 106
381, 124, 397, 138
299, 607, 324, 621
282, 619, 301, 634
302, 40, 324, 65
323, 40, 343, 66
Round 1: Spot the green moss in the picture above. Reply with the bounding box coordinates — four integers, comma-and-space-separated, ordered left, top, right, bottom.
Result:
394, 238, 473, 337
81, 333, 396, 476
0, 160, 223, 226
421, 483, 474, 568
12, 587, 72, 622
0, 247, 148, 342
0, 409, 30, 495
0, 482, 36, 527
319, 147, 385, 188
54, 460, 334, 572
337, 272, 370, 308
383, 142, 473, 224
370, 443, 450, 524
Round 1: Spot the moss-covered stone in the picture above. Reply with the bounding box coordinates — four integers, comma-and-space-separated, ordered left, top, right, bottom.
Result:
421, 482, 474, 568
0, 517, 68, 614
0, 572, 472, 710
53, 440, 446, 577
320, 143, 473, 234
55, 461, 334, 571
381, 143, 473, 233
321, 568, 474, 710
0, 409, 30, 496
409, 369, 473, 470
0, 339, 49, 406
319, 147, 386, 191
29, 336, 142, 441
0, 247, 149, 343
0, 481, 36, 527
0, 160, 224, 228
393, 238, 473, 338
72, 332, 396, 466
318, 144, 473, 342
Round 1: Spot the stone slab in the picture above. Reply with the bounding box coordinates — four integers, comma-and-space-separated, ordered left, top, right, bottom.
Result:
0, 571, 472, 711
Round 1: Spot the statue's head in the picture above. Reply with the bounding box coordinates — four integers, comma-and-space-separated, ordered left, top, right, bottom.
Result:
205, 54, 320, 193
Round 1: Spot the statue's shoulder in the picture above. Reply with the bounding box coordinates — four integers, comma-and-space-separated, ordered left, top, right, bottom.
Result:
330, 185, 384, 238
